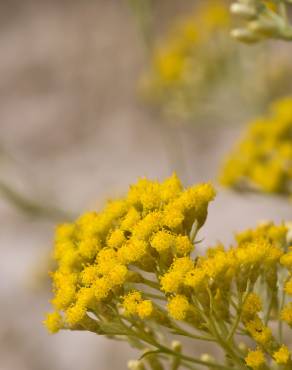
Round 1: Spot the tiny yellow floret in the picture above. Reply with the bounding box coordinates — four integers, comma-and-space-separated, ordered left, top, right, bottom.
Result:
167, 295, 190, 320
245, 318, 272, 345
245, 348, 265, 369
175, 235, 194, 255
151, 230, 175, 253
281, 303, 292, 326
273, 345, 290, 365
137, 300, 153, 319
65, 303, 86, 326
242, 293, 262, 321
43, 311, 63, 334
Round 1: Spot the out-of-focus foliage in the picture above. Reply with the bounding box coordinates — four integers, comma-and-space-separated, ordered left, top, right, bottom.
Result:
220, 96, 292, 197
231, 0, 292, 43
0, 181, 70, 220
0, 147, 71, 220
127, 0, 154, 50
241, 48, 292, 106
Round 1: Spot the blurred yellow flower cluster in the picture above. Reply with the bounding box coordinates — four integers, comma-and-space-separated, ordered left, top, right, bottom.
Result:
44, 175, 292, 370
141, 0, 232, 119
220, 96, 292, 196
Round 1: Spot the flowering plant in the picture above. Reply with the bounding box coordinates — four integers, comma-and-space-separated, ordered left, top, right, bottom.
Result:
44, 175, 292, 370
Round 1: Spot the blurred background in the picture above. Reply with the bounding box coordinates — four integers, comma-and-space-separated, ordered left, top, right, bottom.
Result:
1, 1, 292, 370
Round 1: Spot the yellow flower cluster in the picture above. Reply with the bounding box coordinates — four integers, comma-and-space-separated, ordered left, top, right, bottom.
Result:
161, 222, 286, 330
44, 175, 292, 370
44, 174, 215, 334
141, 0, 232, 119
220, 97, 292, 196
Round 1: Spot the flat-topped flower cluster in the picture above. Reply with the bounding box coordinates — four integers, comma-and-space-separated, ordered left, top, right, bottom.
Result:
44, 174, 215, 330
44, 175, 292, 370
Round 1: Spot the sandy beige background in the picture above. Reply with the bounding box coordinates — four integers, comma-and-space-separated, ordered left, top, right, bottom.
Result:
1, 1, 291, 370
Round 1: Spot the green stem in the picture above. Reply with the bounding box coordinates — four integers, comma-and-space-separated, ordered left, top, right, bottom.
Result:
144, 292, 167, 301
206, 287, 229, 337
227, 281, 252, 342
180, 362, 200, 370
227, 294, 243, 342
142, 277, 161, 290
190, 221, 199, 244
124, 321, 236, 370
171, 324, 215, 342
171, 347, 181, 370
193, 296, 246, 370
264, 290, 274, 326
127, 0, 154, 51
0, 180, 72, 220
279, 2, 288, 24
209, 315, 245, 369
279, 287, 287, 342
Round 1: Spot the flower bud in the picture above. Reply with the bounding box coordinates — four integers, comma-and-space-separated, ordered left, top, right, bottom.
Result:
238, 341, 248, 354
248, 19, 279, 37
145, 351, 164, 370
285, 222, 292, 244
231, 28, 260, 43
128, 360, 146, 370
201, 353, 215, 363
230, 3, 257, 20
171, 340, 182, 352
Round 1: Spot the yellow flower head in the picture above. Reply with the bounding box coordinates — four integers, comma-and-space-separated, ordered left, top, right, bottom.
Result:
184, 268, 206, 291
151, 230, 175, 253
43, 311, 63, 334
281, 303, 292, 326
245, 348, 265, 369
175, 235, 194, 255
65, 303, 86, 326
242, 293, 262, 320
136, 300, 153, 319
245, 318, 272, 345
284, 278, 292, 295
167, 295, 190, 321
93, 277, 111, 301
107, 229, 126, 249
273, 345, 290, 365
281, 251, 292, 269
122, 291, 143, 316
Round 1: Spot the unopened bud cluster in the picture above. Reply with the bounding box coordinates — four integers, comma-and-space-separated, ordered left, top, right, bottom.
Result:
230, 0, 292, 42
